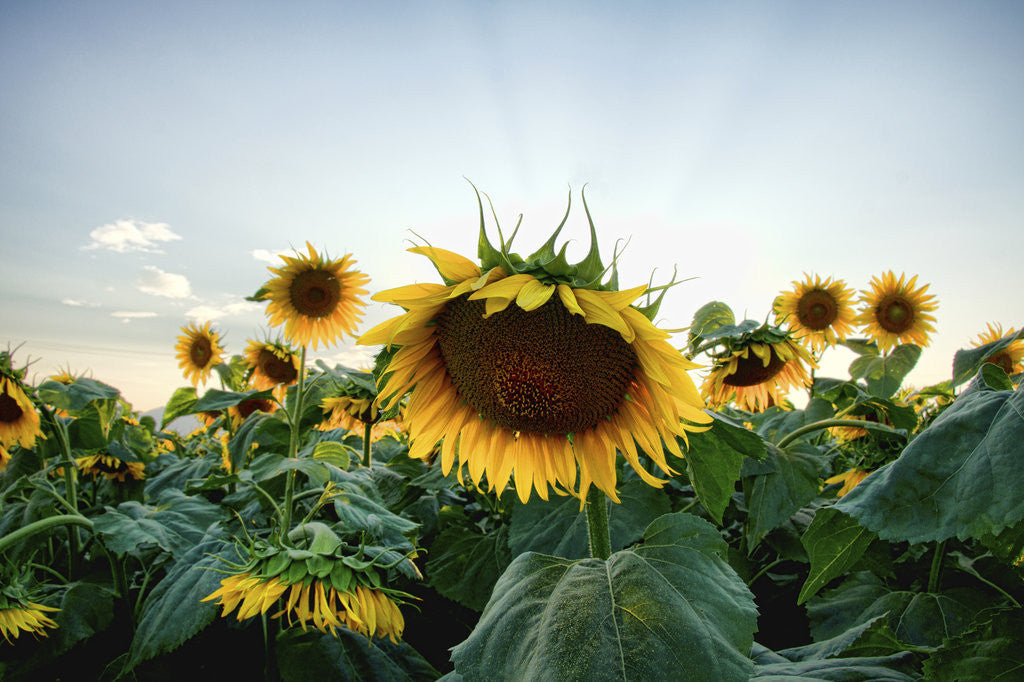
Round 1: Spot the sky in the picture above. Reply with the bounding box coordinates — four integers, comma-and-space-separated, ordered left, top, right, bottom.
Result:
2, 1, 1022, 411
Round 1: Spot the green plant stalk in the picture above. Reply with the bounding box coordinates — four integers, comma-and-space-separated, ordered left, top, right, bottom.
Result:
928, 539, 947, 593
776, 418, 901, 449
362, 422, 372, 467
280, 347, 307, 542
0, 514, 94, 555
585, 487, 612, 560
46, 408, 81, 569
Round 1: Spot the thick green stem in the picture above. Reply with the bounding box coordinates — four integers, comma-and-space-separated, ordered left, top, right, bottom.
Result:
928, 540, 947, 593
585, 487, 612, 560
0, 514, 94, 555
776, 418, 901, 449
362, 422, 372, 467
280, 347, 307, 542
45, 408, 81, 572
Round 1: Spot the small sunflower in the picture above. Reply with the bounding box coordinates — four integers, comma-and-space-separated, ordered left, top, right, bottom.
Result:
0, 376, 42, 450
824, 468, 872, 498
263, 242, 371, 349
701, 330, 816, 413
855, 271, 937, 351
774, 273, 857, 353
244, 339, 300, 398
827, 414, 872, 441
77, 453, 146, 482
175, 322, 226, 386
228, 397, 277, 428
971, 323, 1024, 375
0, 598, 59, 643
359, 189, 711, 504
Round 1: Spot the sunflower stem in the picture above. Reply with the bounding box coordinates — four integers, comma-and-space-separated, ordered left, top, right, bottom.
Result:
928, 540, 947, 593
0, 514, 94, 555
43, 407, 81, 575
775, 418, 901, 449
362, 422, 372, 467
584, 487, 612, 560
280, 347, 307, 543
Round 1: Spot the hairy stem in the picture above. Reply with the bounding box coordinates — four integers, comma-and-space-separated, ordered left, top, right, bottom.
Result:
585, 487, 612, 560
776, 418, 901, 449
280, 347, 307, 542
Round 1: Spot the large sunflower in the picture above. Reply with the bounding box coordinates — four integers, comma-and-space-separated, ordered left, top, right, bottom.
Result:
855, 271, 937, 351
774, 273, 857, 353
359, 190, 711, 504
244, 339, 300, 399
175, 322, 225, 386
263, 242, 370, 349
0, 376, 42, 450
971, 323, 1023, 375
701, 331, 816, 413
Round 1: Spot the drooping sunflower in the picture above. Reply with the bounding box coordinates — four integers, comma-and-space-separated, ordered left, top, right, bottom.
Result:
359, 189, 712, 504
774, 273, 857, 353
228, 396, 277, 428
700, 326, 817, 413
0, 376, 42, 450
855, 271, 938, 351
76, 453, 146, 482
244, 339, 300, 399
175, 322, 226, 386
0, 597, 59, 643
0, 445, 10, 471
971, 323, 1024, 375
262, 242, 371, 349
824, 468, 872, 498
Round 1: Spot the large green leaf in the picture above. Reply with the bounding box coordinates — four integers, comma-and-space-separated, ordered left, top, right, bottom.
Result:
836, 378, 1024, 543
127, 539, 242, 669
161, 386, 198, 428
93, 489, 224, 559
751, 650, 917, 680
848, 344, 921, 399
672, 417, 764, 525
798, 508, 877, 604
427, 523, 511, 611
194, 387, 276, 412
921, 608, 1024, 681
450, 513, 757, 681
276, 628, 439, 681
508, 479, 670, 559
742, 443, 824, 549
52, 581, 118, 655
951, 327, 1024, 387
36, 377, 121, 411
144, 454, 216, 498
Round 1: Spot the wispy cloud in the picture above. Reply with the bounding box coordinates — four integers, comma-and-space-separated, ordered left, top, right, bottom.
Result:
251, 248, 290, 265
137, 266, 192, 299
111, 311, 158, 324
84, 219, 182, 253
316, 345, 377, 371
185, 298, 261, 323
61, 298, 100, 307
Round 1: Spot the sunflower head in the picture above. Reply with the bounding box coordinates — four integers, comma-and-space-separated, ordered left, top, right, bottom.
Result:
76, 453, 146, 483
855, 271, 938, 352
259, 242, 371, 349
0, 581, 59, 643
773, 273, 857, 353
359, 187, 711, 504
228, 396, 277, 428
175, 322, 226, 386
971, 323, 1024, 375
0, 374, 42, 451
244, 339, 300, 398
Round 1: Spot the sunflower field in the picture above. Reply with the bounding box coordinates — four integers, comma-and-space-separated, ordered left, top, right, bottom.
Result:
1, 190, 1023, 681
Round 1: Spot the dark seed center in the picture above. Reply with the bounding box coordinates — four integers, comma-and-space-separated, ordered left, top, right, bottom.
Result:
0, 392, 24, 423
796, 289, 838, 330
291, 269, 341, 318
877, 296, 914, 334
722, 346, 788, 387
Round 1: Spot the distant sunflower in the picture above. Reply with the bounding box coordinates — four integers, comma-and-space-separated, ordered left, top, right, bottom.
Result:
175, 322, 225, 386
701, 336, 816, 413
263, 242, 370, 349
774, 274, 857, 353
0, 376, 42, 450
827, 414, 871, 441
825, 468, 872, 498
971, 323, 1023, 375
0, 445, 10, 471
359, 190, 711, 504
77, 454, 145, 482
855, 271, 937, 351
228, 397, 277, 427
244, 339, 299, 399
0, 598, 59, 643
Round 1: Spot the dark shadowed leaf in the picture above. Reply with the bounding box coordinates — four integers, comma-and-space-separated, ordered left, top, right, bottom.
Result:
427, 524, 511, 611
922, 608, 1024, 681
276, 628, 439, 681
798, 507, 877, 604
743, 443, 824, 549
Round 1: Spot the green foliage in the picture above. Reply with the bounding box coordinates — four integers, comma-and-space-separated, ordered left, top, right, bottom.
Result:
951, 327, 1024, 387
427, 521, 511, 611
849, 344, 922, 399
93, 489, 225, 560
798, 508, 877, 604
922, 608, 1024, 681
743, 443, 825, 549
276, 627, 440, 680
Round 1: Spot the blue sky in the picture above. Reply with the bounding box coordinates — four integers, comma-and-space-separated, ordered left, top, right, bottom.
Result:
2, 1, 1022, 410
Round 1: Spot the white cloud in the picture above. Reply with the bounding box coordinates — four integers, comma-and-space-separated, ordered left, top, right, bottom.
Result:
251, 248, 290, 265
61, 298, 100, 307
84, 219, 182, 253
185, 299, 261, 323
137, 266, 192, 299
111, 311, 158, 324
316, 345, 377, 371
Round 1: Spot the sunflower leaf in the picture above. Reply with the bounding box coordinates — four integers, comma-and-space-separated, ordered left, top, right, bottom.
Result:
426, 523, 511, 611
450, 513, 757, 682
848, 344, 922, 399
835, 374, 1024, 543
193, 387, 276, 412
687, 301, 735, 354
276, 628, 440, 681
797, 507, 877, 605
742, 443, 824, 551
35, 377, 121, 412
94, 489, 225, 560
51, 581, 119, 655
921, 608, 1024, 681
951, 327, 1024, 387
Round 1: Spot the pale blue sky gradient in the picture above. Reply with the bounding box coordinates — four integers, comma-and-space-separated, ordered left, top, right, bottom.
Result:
2, 1, 1022, 409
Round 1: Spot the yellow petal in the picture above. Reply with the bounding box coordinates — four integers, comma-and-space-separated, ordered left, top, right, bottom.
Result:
408, 246, 481, 282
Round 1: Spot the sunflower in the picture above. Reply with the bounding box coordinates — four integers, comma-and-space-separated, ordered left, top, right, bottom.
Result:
263, 242, 371, 349
855, 271, 937, 351
827, 414, 871, 441
824, 468, 872, 498
76, 453, 146, 482
359, 190, 711, 504
971, 323, 1024, 375
701, 331, 816, 413
244, 339, 300, 399
774, 273, 857, 353
320, 396, 404, 443
175, 322, 226, 386
0, 599, 59, 643
228, 397, 277, 428
0, 445, 9, 471
0, 376, 42, 450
